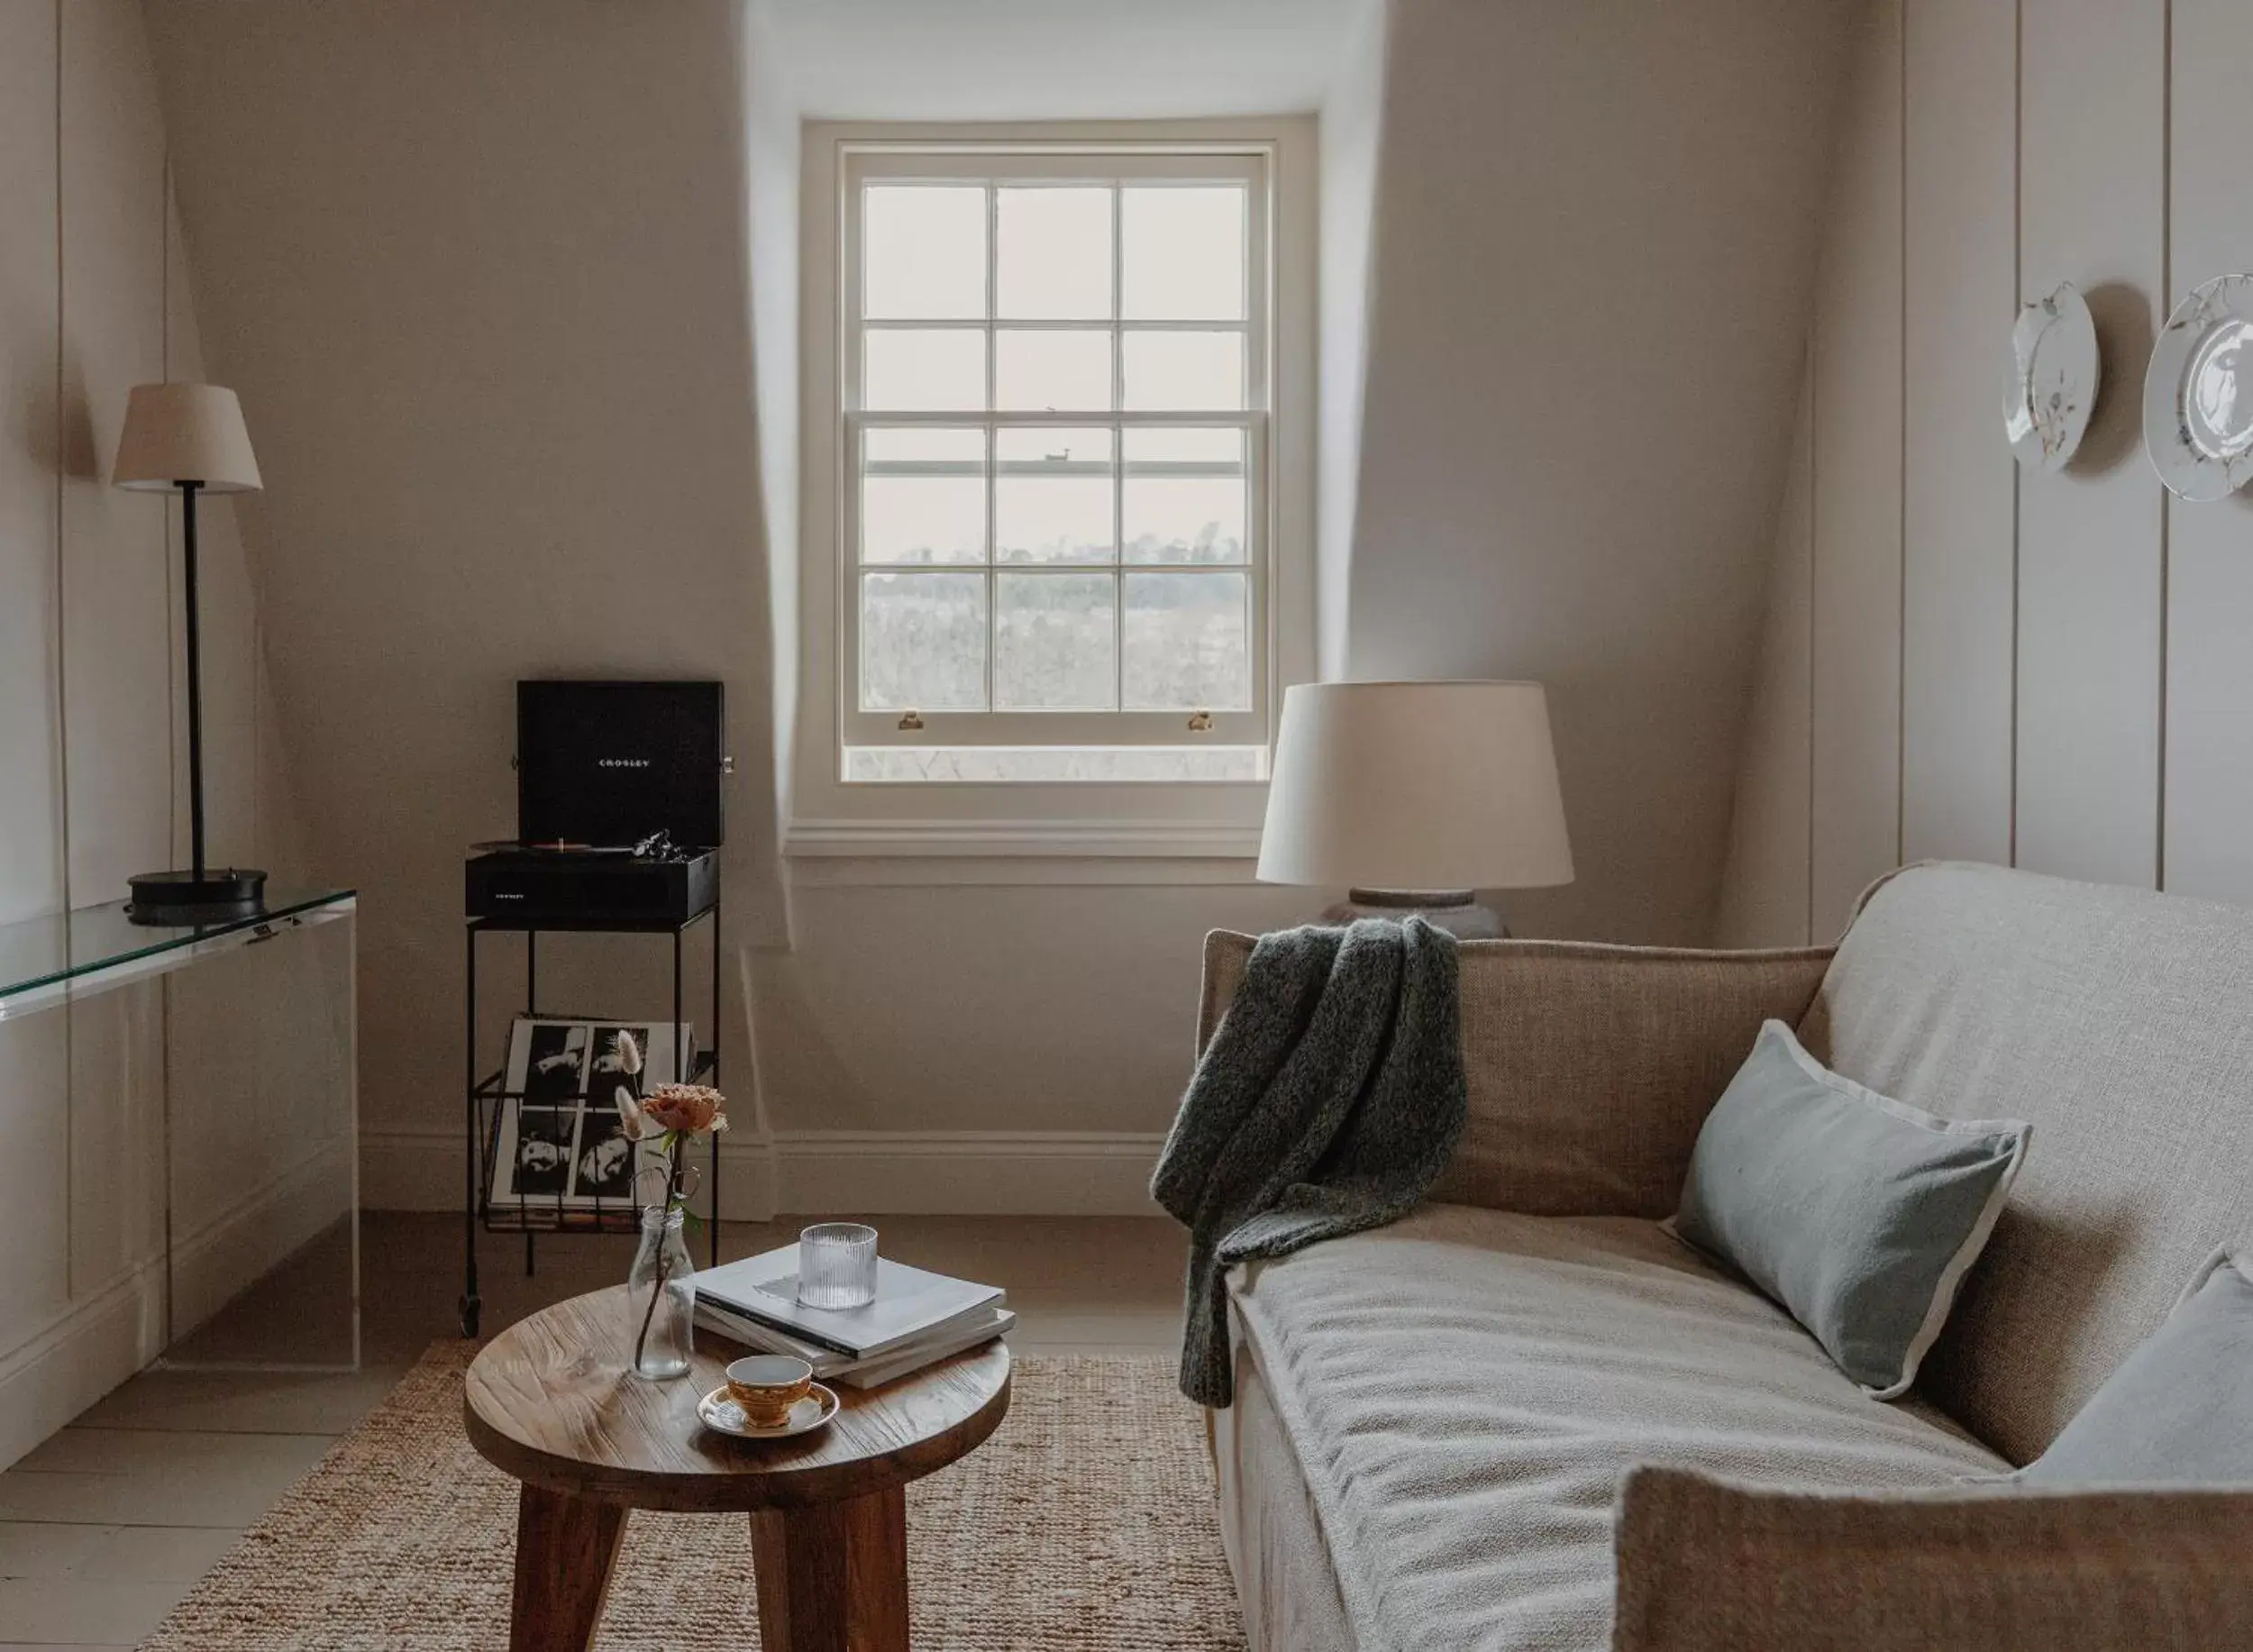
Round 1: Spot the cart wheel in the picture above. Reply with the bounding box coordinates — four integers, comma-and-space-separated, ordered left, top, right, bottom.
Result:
459, 1294, 481, 1338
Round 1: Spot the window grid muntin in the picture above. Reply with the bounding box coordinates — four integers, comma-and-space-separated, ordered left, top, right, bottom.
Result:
844, 152, 1269, 744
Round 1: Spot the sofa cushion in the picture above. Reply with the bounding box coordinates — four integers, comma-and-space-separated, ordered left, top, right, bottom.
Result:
1671, 1018, 2028, 1397
2015, 1248, 2253, 1488
1801, 863, 2253, 1464
1229, 1204, 2006, 1652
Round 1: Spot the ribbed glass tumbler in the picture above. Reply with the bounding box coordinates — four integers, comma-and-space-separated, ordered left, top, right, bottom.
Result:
796, 1222, 880, 1310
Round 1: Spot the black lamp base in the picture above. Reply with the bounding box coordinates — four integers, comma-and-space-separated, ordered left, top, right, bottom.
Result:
127, 868, 269, 926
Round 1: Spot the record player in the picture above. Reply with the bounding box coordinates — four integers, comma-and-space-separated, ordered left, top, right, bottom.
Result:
465, 681, 726, 929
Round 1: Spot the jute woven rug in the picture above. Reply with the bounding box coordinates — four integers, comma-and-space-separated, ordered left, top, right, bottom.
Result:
141, 1343, 1245, 1650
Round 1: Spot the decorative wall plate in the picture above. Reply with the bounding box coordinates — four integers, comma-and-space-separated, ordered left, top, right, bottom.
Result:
2005, 282, 2099, 472
2145, 274, 2253, 502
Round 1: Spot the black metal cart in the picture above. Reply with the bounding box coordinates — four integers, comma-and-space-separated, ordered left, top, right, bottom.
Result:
458, 874, 720, 1339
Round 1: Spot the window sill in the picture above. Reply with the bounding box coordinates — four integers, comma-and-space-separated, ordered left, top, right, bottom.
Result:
783, 817, 1264, 860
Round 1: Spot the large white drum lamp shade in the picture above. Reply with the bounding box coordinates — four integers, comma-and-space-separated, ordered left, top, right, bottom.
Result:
1257, 680, 1573, 931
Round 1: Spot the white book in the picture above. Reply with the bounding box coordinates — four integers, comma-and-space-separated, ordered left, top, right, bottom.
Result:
834, 1308, 1015, 1390
694, 1301, 852, 1376
696, 1244, 1005, 1360
695, 1301, 1016, 1389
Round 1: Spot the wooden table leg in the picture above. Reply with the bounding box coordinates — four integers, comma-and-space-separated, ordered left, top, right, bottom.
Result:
749, 1484, 909, 1652
509, 1483, 630, 1652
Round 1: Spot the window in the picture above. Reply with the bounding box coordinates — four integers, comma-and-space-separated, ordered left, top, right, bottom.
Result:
839, 147, 1273, 783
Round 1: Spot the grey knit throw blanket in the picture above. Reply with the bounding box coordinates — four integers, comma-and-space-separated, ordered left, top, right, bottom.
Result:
1152, 917, 1465, 1406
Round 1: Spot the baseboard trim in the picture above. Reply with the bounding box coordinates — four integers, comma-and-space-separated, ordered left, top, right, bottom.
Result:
0, 1144, 359, 1471
363, 1127, 1167, 1217
0, 1259, 164, 1472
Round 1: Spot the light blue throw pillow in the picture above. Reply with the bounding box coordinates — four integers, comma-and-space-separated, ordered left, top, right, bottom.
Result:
1669, 1019, 2030, 1399
2013, 1248, 2253, 1486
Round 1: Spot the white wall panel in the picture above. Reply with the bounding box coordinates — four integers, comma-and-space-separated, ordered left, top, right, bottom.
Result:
66, 982, 166, 1303
0, 0, 304, 1465
1810, 0, 1905, 942
1900, 0, 2017, 868
2163, 0, 2253, 904
2013, 0, 2166, 888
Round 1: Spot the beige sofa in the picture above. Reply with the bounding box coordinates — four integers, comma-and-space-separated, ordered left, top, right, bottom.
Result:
1198, 863, 2253, 1651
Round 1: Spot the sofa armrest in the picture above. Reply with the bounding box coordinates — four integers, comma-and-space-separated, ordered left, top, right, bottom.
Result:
1198, 931, 1831, 1218
1613, 1465, 2253, 1651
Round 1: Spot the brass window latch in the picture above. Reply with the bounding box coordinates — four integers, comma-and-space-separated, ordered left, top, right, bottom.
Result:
1187, 710, 1214, 732
898, 709, 925, 732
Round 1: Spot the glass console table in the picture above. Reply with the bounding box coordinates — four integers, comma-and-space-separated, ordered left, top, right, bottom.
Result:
0, 889, 358, 1373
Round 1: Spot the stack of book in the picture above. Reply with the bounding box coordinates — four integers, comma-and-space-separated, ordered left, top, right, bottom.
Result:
694, 1244, 1013, 1390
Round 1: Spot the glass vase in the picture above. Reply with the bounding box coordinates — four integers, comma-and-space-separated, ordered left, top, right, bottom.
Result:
625, 1206, 696, 1380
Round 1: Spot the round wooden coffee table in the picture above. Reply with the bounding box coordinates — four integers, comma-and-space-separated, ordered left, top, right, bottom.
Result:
463, 1286, 1011, 1652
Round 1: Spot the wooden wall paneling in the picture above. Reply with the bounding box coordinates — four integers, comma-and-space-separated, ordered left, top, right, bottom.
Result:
2162, 0, 2253, 903
2013, 0, 2166, 888
1810, 0, 1906, 941
1900, 0, 2018, 868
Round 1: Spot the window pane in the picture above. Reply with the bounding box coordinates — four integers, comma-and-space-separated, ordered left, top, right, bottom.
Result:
861, 571, 988, 710
864, 329, 985, 411
862, 477, 985, 565
996, 329, 1111, 411
863, 186, 985, 319
997, 427, 1111, 564
997, 426, 1114, 466
1122, 186, 1245, 320
997, 187, 1112, 319
1124, 427, 1245, 563
1124, 481, 1245, 564
996, 479, 1111, 563
1122, 331, 1244, 410
1123, 571, 1249, 710
1122, 425, 1243, 464
995, 572, 1117, 709
865, 426, 984, 466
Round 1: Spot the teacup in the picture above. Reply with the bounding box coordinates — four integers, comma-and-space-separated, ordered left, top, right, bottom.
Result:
725, 1355, 814, 1428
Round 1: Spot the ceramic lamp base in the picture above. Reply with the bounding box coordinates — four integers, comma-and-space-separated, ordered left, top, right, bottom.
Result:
127, 867, 268, 927
1321, 888, 1508, 939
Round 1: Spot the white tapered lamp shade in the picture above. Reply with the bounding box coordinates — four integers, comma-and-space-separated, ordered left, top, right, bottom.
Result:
111, 383, 266, 921
114, 382, 262, 493
1257, 681, 1573, 934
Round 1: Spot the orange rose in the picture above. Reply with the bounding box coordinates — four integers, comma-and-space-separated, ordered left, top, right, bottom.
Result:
642, 1082, 727, 1136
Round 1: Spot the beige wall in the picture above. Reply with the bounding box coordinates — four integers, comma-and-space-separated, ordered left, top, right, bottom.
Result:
147, 0, 794, 1209
1347, 0, 1855, 945
1316, 0, 1388, 681
0, 0, 308, 1465
150, 0, 1858, 1214
1719, 0, 2253, 944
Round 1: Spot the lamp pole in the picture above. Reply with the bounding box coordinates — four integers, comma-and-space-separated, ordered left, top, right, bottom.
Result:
180, 479, 205, 885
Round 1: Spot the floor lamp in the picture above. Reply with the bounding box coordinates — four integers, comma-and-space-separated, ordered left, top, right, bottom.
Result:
113, 382, 268, 924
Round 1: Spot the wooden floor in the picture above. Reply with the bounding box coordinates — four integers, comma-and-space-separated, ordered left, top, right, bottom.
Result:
0, 1209, 1187, 1649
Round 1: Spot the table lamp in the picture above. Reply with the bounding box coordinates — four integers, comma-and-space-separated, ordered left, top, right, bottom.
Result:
113, 382, 267, 924
1256, 680, 1573, 937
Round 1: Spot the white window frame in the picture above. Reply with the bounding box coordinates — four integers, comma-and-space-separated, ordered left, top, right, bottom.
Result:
842, 148, 1272, 754
791, 121, 1317, 859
